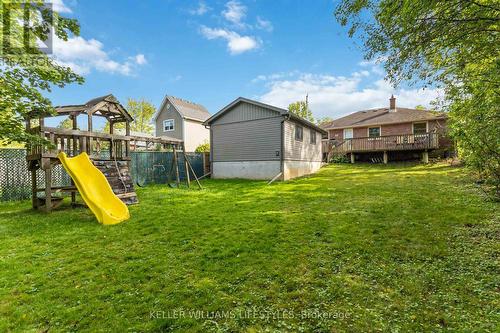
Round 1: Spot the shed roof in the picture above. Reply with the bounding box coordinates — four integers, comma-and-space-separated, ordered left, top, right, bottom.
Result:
204, 97, 327, 134
322, 107, 446, 130
154, 95, 210, 122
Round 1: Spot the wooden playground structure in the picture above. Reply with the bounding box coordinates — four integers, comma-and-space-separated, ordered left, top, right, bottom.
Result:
25, 94, 201, 212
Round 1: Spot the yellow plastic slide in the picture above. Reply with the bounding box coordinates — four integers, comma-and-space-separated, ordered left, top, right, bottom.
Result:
58, 152, 130, 225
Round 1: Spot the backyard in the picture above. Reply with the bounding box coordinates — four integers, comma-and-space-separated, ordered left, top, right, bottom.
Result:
0, 163, 498, 332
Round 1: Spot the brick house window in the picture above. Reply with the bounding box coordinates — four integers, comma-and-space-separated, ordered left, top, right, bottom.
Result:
413, 122, 427, 135
310, 129, 316, 144
163, 119, 174, 131
368, 127, 381, 138
295, 125, 303, 141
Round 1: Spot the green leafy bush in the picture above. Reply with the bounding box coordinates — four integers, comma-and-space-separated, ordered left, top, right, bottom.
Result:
195, 141, 210, 153
330, 154, 349, 163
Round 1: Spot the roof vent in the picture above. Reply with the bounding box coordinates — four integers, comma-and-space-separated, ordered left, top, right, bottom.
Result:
389, 95, 396, 112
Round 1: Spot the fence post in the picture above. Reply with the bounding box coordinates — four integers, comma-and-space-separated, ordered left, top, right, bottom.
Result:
44, 164, 52, 212
199, 152, 209, 176
31, 169, 37, 209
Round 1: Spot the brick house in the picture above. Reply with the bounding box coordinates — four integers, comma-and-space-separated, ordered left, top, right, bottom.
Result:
322, 96, 450, 163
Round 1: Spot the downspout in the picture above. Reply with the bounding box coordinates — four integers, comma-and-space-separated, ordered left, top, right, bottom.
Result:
268, 115, 287, 185
209, 126, 213, 176
202, 123, 213, 176
280, 114, 290, 180
181, 118, 186, 148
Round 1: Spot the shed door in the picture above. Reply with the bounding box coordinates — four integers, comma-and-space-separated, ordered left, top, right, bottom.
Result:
343, 128, 353, 139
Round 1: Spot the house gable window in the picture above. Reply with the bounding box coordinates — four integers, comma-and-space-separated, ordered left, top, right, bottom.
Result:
413, 122, 427, 135
163, 119, 174, 132
368, 127, 381, 138
310, 129, 316, 144
295, 125, 303, 141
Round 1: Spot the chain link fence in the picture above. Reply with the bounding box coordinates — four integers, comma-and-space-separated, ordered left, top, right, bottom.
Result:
0, 149, 205, 202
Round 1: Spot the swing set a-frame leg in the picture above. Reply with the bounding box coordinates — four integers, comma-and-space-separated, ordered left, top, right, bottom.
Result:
183, 151, 203, 189
181, 143, 191, 188
172, 145, 181, 187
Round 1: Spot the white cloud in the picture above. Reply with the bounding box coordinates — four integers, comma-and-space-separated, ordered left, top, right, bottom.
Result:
200, 26, 260, 55
198, 1, 270, 54
359, 57, 388, 76
256, 16, 273, 32
222, 1, 247, 27
170, 75, 183, 82
189, 1, 210, 15
94, 58, 132, 75
257, 69, 442, 119
251, 71, 300, 83
49, 0, 72, 13
353, 70, 370, 77
51, 36, 146, 76
134, 54, 147, 65
359, 56, 388, 67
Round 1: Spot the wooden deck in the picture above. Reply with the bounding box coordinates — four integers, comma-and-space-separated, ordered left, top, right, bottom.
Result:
26, 126, 182, 161
331, 133, 439, 153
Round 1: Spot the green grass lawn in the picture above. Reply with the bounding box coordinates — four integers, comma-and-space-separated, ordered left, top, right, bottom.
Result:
0, 163, 498, 332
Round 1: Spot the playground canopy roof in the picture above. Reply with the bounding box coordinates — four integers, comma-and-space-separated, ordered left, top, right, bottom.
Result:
51, 94, 133, 123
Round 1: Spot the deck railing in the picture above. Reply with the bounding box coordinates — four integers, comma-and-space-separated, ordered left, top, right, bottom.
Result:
26, 126, 132, 161
331, 133, 439, 153
26, 127, 183, 161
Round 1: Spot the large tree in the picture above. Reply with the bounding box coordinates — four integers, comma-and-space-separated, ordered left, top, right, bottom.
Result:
0, 0, 83, 145
103, 98, 155, 134
335, 0, 500, 197
57, 117, 77, 129
288, 100, 315, 123
316, 116, 333, 126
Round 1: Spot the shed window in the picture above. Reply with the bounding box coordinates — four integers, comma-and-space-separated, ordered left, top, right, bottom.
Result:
310, 129, 316, 144
163, 119, 174, 131
368, 127, 381, 138
413, 122, 427, 135
295, 125, 303, 141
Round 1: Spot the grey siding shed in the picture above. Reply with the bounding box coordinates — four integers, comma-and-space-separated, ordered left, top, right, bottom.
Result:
284, 120, 322, 162
213, 102, 279, 125
212, 117, 282, 162
205, 97, 327, 180
210, 100, 283, 162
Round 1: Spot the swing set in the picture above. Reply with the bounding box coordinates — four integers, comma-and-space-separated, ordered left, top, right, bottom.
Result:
134, 142, 202, 189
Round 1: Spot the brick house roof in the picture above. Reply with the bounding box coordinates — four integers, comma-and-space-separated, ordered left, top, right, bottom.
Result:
322, 103, 447, 130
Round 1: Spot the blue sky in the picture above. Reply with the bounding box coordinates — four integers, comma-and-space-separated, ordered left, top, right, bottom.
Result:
47, 0, 441, 129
